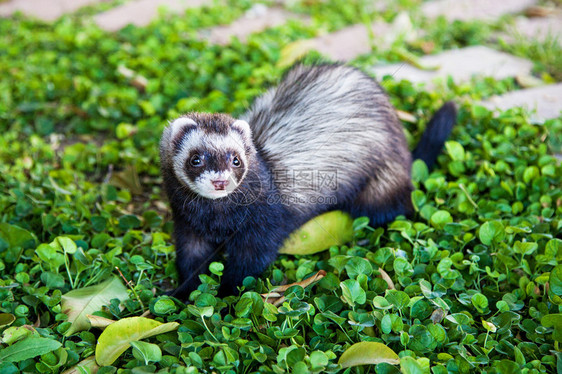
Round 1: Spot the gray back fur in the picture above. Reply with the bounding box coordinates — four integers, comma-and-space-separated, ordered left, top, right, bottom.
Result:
241, 64, 412, 212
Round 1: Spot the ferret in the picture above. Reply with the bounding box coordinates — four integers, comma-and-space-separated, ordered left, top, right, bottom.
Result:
160, 63, 457, 298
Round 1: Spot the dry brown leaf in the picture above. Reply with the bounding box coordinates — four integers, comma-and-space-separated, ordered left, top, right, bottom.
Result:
430, 308, 446, 324
261, 270, 326, 305
515, 74, 545, 88
117, 65, 148, 91
396, 110, 417, 123
271, 270, 326, 293
62, 356, 99, 374
377, 267, 395, 290
109, 164, 143, 195
273, 296, 286, 307
525, 5, 559, 17
420, 41, 435, 54
140, 310, 153, 318
260, 292, 283, 299
86, 314, 116, 329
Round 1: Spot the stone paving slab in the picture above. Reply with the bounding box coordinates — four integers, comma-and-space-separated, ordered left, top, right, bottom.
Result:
307, 14, 418, 62
421, 0, 536, 21
201, 6, 303, 45
371, 46, 533, 85
0, 0, 103, 21
94, 0, 211, 32
481, 83, 562, 122
308, 23, 383, 61
507, 14, 562, 45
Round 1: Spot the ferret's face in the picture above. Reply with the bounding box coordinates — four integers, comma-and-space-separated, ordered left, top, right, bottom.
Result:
167, 114, 253, 200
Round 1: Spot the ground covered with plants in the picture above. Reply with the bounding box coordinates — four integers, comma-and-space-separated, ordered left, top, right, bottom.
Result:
0, 0, 561, 373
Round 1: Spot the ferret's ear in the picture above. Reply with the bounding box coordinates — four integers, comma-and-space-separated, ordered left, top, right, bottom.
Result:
231, 120, 252, 138
169, 117, 197, 141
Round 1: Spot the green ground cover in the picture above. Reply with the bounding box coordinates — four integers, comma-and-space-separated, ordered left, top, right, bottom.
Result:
0, 0, 561, 373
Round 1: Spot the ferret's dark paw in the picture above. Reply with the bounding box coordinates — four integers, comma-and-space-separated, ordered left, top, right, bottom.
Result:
217, 283, 240, 299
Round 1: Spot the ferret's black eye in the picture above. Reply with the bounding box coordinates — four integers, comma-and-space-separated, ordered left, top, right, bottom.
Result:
232, 156, 241, 167
190, 154, 203, 167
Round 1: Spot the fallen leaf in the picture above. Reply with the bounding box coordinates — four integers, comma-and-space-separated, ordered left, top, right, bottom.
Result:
395, 47, 439, 71
62, 277, 129, 336
279, 211, 353, 255
262, 270, 326, 306
277, 39, 315, 69
396, 109, 417, 123
95, 317, 179, 366
515, 74, 545, 88
87, 314, 116, 329
430, 308, 446, 324
61, 356, 99, 374
271, 270, 327, 293
338, 342, 400, 368
419, 41, 435, 54
117, 65, 148, 91
377, 267, 396, 289
109, 164, 143, 195
525, 5, 558, 17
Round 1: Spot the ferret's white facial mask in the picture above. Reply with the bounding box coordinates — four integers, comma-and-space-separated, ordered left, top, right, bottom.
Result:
168, 116, 252, 200
194, 170, 239, 199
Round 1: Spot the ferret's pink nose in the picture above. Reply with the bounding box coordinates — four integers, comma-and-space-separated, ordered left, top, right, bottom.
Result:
212, 180, 229, 190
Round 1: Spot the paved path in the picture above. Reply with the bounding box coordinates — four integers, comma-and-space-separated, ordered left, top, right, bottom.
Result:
0, 0, 560, 121
371, 46, 534, 85
421, 0, 536, 21
506, 13, 562, 45
0, 0, 103, 21
305, 22, 390, 62
481, 83, 562, 122
200, 6, 304, 45
94, 0, 212, 32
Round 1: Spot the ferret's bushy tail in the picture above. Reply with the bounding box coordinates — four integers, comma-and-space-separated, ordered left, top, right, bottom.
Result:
412, 101, 457, 169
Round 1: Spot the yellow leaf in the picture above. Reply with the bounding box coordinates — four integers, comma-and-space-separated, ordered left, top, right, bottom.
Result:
279, 210, 353, 255
95, 317, 179, 366
277, 39, 315, 69
338, 342, 400, 368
